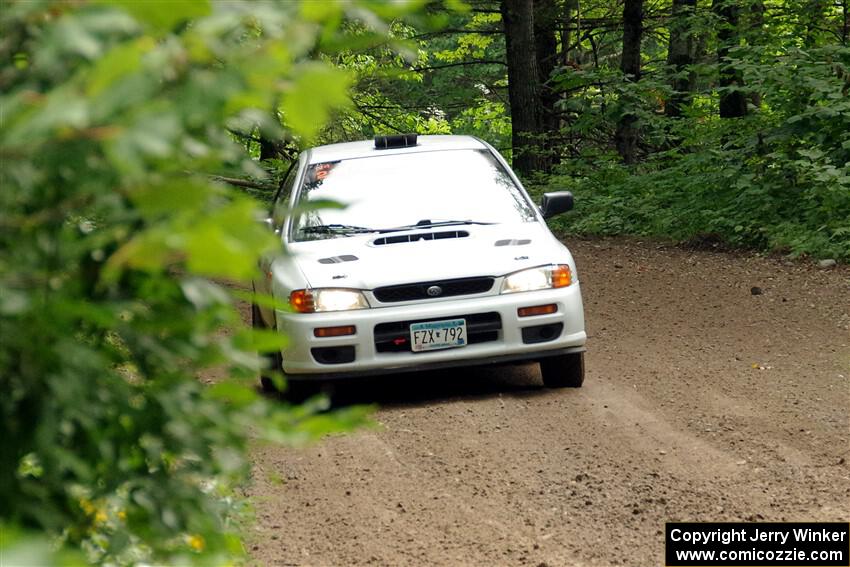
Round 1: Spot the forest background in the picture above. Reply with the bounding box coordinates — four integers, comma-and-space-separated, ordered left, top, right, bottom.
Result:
237, 0, 850, 260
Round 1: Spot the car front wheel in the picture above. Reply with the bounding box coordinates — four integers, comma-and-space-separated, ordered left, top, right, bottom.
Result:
540, 352, 584, 388
251, 302, 320, 400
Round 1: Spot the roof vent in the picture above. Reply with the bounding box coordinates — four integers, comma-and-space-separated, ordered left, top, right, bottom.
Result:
375, 133, 418, 149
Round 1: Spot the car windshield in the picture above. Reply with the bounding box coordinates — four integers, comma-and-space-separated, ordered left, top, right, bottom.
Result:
291, 149, 537, 241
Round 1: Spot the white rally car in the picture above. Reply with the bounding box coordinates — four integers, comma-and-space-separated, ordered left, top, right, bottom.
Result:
252, 134, 586, 393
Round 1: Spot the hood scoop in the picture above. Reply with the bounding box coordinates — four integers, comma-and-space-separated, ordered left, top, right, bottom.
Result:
373, 230, 469, 246
495, 239, 532, 246
318, 254, 359, 264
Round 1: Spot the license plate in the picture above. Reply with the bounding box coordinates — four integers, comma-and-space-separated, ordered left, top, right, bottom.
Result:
410, 319, 467, 352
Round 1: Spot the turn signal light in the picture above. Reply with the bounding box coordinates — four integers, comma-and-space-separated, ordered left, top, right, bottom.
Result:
290, 290, 315, 313
314, 325, 356, 338
552, 265, 572, 288
518, 304, 558, 317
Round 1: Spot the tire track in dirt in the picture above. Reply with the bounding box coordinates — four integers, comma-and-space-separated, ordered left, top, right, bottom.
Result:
246, 237, 850, 566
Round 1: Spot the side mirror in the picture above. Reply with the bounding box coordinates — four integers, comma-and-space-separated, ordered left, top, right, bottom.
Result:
540, 191, 574, 219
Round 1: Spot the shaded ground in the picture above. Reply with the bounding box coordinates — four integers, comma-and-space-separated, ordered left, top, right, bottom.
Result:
245, 237, 850, 567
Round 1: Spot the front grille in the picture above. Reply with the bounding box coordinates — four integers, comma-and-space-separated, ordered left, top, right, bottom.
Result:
374, 277, 494, 303
375, 312, 502, 353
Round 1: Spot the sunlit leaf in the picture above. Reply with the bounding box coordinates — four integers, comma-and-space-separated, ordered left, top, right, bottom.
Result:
301, 0, 343, 23
232, 328, 289, 353
184, 199, 277, 279
180, 277, 231, 309
231, 290, 291, 312
280, 63, 353, 141
87, 37, 155, 96
102, 0, 211, 32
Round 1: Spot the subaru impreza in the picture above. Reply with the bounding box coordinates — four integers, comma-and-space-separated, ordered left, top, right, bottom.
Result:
252, 134, 586, 393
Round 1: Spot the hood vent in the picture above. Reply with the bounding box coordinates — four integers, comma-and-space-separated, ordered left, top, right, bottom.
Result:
373, 230, 469, 246
318, 254, 358, 264
495, 239, 532, 246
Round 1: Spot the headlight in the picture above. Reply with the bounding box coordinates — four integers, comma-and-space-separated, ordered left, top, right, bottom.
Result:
289, 289, 369, 313
500, 264, 572, 294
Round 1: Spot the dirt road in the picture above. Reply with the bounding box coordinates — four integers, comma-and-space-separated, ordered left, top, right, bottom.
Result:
247, 238, 850, 566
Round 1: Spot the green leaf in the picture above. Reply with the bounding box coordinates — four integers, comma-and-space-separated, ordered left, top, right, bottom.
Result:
86, 36, 155, 96
797, 148, 824, 160
102, 0, 211, 32
180, 277, 231, 309
104, 225, 177, 279
184, 199, 276, 279
231, 290, 291, 312
129, 179, 212, 220
301, 0, 343, 22
233, 328, 289, 353
280, 63, 352, 141
206, 381, 258, 406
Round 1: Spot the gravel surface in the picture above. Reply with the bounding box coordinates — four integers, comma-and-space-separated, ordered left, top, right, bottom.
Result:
246, 237, 850, 567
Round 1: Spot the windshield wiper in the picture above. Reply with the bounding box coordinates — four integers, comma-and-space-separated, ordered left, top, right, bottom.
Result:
300, 224, 377, 235
377, 219, 495, 234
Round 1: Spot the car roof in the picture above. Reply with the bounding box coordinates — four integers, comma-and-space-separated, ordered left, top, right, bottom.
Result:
306, 135, 488, 164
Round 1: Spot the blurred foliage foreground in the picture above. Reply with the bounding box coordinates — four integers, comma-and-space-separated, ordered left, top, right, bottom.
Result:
0, 1, 427, 563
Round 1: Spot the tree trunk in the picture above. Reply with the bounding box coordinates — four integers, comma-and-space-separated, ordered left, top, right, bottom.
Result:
747, 0, 765, 108
713, 0, 748, 118
534, 0, 560, 166
620, 0, 643, 81
665, 0, 697, 118
260, 137, 281, 161
574, 0, 583, 64
560, 0, 577, 66
501, 0, 545, 176
615, 0, 643, 164
534, 0, 559, 129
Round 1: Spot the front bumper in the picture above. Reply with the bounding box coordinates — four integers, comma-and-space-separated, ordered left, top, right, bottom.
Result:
275, 283, 586, 378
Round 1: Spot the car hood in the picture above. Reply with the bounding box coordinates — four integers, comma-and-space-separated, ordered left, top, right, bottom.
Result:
288, 222, 569, 290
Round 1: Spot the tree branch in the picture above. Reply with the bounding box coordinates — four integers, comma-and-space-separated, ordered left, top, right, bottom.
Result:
209, 175, 274, 191
409, 59, 507, 73
352, 103, 407, 133
227, 129, 264, 144
410, 29, 504, 39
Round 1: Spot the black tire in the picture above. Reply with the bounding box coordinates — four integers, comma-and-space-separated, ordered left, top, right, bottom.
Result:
252, 302, 283, 393
540, 352, 585, 388
281, 378, 321, 403
260, 355, 284, 393
251, 302, 321, 400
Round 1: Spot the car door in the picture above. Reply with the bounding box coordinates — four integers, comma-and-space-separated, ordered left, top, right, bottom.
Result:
255, 159, 301, 325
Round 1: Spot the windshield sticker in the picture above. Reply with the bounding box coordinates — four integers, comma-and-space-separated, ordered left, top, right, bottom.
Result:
305, 161, 339, 188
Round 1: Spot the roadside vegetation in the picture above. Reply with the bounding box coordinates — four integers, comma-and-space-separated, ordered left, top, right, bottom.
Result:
0, 1, 428, 563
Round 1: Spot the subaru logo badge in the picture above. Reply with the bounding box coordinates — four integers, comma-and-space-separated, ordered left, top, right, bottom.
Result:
426, 285, 442, 297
